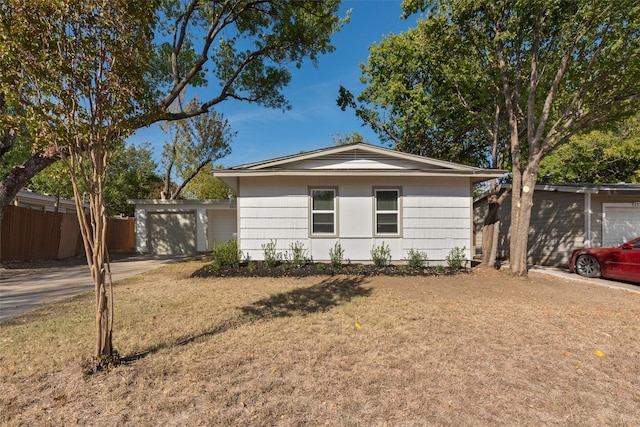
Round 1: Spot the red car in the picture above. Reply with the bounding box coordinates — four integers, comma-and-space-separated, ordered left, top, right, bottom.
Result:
570, 237, 640, 283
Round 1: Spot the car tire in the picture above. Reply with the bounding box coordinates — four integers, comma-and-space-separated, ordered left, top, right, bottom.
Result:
575, 254, 601, 278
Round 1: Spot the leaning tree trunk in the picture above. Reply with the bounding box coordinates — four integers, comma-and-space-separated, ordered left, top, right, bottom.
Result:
0, 153, 57, 223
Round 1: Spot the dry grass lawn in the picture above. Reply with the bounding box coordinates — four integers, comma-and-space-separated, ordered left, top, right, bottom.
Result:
1, 260, 639, 426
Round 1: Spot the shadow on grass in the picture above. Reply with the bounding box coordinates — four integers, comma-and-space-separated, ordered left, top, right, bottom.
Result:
240, 276, 371, 320
121, 276, 370, 364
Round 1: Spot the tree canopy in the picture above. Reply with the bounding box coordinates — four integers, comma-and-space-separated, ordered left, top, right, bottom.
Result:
337, 16, 503, 167
159, 97, 235, 200
0, 0, 348, 217
182, 164, 235, 200
539, 114, 640, 184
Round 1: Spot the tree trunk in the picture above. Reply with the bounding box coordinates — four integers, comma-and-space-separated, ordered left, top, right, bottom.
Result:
481, 201, 500, 267
0, 154, 57, 223
509, 170, 537, 275
67, 143, 115, 370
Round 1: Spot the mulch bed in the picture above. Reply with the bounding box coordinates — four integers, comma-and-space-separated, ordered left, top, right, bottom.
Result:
191, 261, 466, 278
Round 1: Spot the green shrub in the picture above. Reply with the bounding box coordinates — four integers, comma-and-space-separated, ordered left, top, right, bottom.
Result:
329, 241, 345, 269
288, 241, 309, 268
317, 262, 325, 271
405, 249, 428, 269
446, 246, 467, 269
247, 260, 256, 272
370, 242, 391, 267
261, 239, 282, 267
212, 239, 241, 268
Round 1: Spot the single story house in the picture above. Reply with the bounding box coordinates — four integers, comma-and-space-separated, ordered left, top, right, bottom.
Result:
131, 199, 236, 255
473, 183, 640, 267
210, 143, 504, 264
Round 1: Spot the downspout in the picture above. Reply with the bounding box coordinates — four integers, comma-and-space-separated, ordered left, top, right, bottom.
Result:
584, 192, 592, 248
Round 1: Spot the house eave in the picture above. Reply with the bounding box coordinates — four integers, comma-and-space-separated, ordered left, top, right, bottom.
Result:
128, 199, 236, 207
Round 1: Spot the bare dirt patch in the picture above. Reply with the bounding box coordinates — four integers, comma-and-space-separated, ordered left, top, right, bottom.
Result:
1, 261, 638, 425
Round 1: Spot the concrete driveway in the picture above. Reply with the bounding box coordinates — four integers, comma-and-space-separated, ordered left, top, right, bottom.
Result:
0, 256, 181, 322
528, 265, 640, 294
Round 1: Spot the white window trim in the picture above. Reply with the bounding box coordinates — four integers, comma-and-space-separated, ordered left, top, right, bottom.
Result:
373, 187, 402, 237
309, 187, 338, 237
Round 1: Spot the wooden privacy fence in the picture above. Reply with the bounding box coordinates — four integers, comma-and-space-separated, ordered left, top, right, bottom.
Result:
0, 205, 135, 262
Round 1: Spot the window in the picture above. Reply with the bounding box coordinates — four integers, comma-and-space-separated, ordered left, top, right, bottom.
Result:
311, 189, 336, 234
375, 189, 399, 234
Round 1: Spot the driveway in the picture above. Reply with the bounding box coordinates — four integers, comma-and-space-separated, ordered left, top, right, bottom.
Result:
528, 265, 640, 294
0, 256, 181, 322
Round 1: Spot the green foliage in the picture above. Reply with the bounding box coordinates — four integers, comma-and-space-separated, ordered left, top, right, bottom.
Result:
329, 241, 345, 269
370, 242, 391, 267
28, 142, 161, 216
261, 239, 282, 267
337, 16, 498, 167
155, 0, 348, 113
287, 241, 309, 268
539, 115, 640, 184
1, 0, 347, 219
331, 131, 368, 146
182, 164, 236, 200
317, 263, 325, 271
405, 249, 428, 269
446, 247, 467, 270
160, 97, 235, 200
247, 260, 256, 273
212, 239, 241, 268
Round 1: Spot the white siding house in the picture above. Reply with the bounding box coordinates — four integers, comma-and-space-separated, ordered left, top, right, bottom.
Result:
215, 143, 503, 264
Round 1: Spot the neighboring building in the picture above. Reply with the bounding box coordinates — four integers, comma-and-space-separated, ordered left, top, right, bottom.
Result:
11, 189, 88, 213
212, 143, 503, 264
474, 183, 640, 267
131, 199, 236, 255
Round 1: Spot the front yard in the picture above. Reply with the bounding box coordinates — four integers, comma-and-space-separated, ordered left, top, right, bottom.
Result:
1, 260, 638, 425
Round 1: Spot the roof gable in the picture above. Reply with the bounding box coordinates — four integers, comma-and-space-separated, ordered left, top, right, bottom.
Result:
216, 143, 505, 192
232, 143, 481, 172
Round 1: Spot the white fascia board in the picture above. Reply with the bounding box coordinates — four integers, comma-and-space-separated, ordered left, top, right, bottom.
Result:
214, 169, 504, 181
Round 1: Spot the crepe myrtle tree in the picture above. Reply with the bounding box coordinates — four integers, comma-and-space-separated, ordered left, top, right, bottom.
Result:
0, 0, 159, 368
1, 0, 347, 369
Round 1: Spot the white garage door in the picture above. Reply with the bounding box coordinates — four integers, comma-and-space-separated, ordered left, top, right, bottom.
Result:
148, 211, 197, 255
603, 203, 640, 247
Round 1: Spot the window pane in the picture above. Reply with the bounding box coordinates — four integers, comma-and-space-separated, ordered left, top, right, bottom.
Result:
313, 190, 334, 210
313, 213, 334, 233
377, 213, 397, 233
376, 190, 398, 211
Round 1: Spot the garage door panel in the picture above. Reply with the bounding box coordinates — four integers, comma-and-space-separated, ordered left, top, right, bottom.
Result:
148, 212, 196, 255
603, 205, 640, 247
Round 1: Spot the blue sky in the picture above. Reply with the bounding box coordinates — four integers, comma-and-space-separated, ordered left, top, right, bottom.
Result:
128, 0, 422, 167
